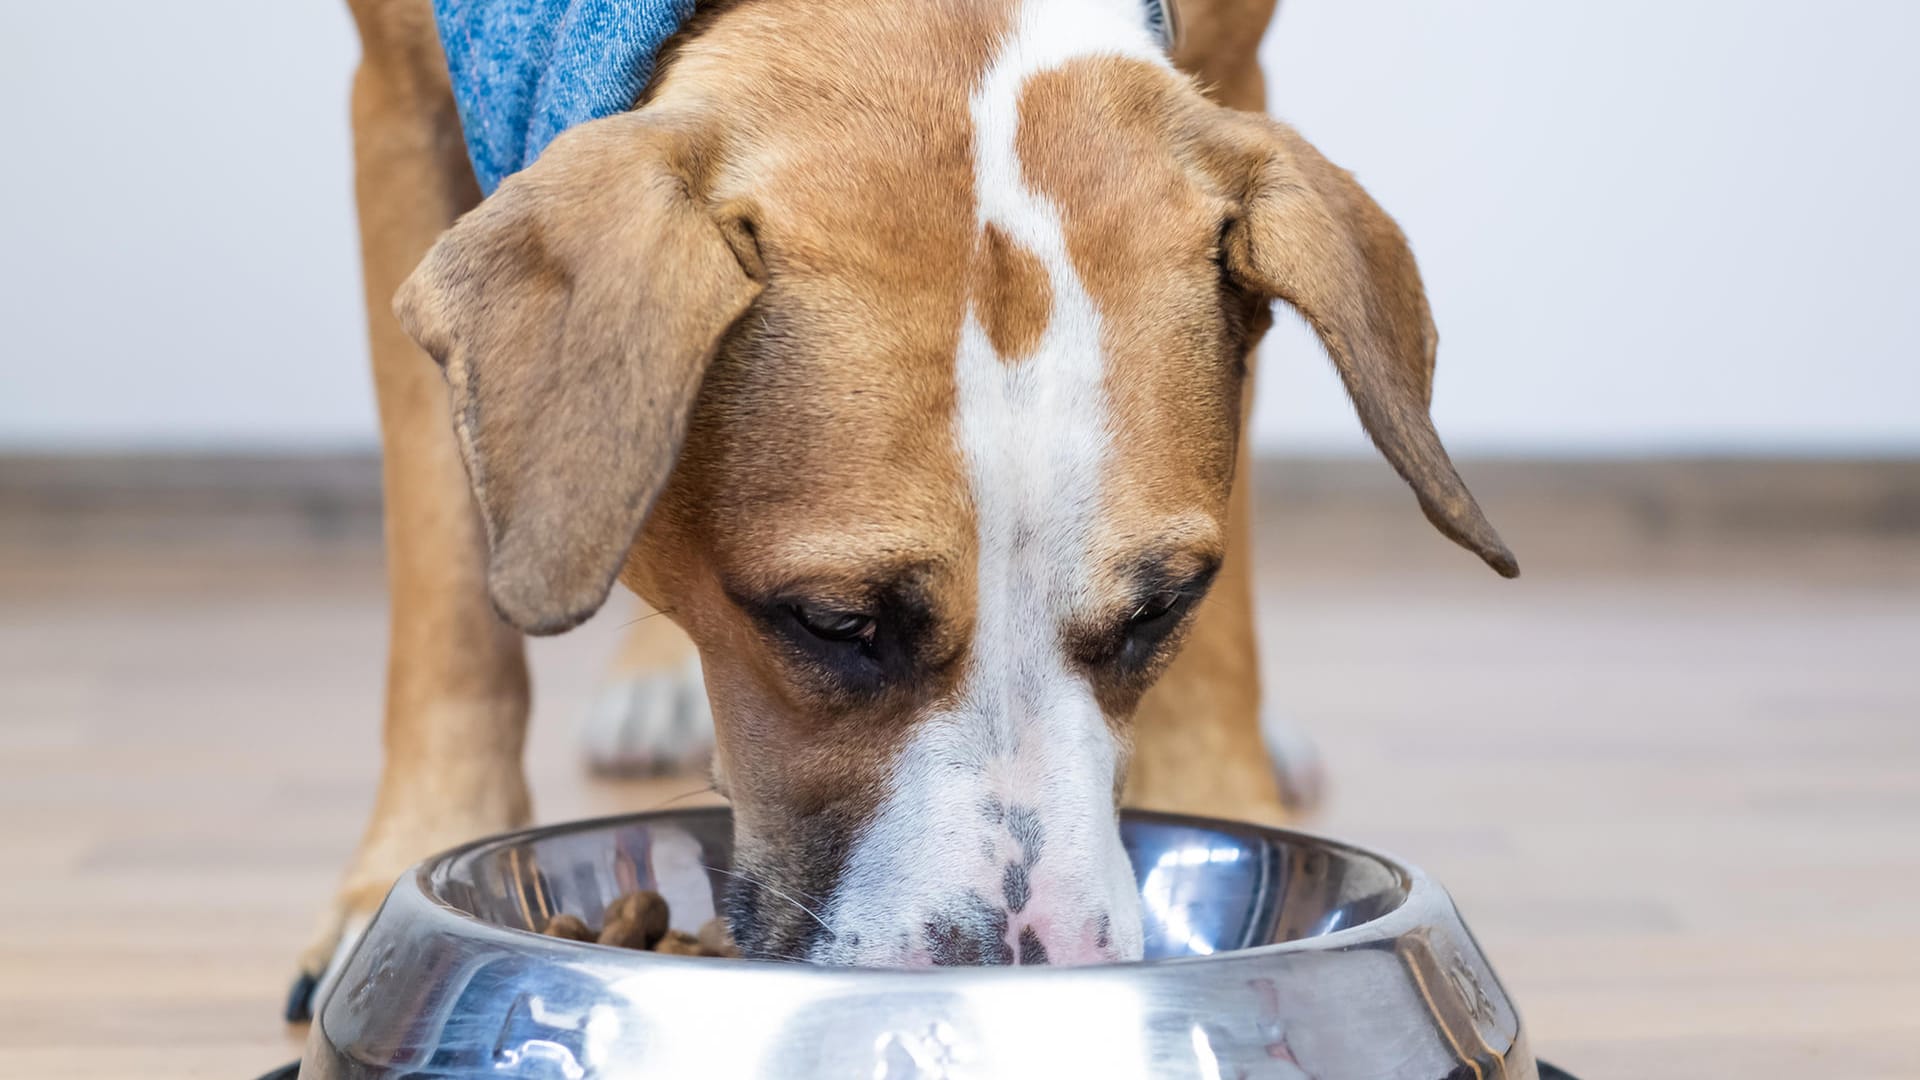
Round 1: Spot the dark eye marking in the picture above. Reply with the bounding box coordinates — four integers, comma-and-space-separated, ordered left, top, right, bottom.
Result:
1081, 558, 1221, 672
727, 566, 952, 697
788, 604, 877, 646
1126, 589, 1184, 629
1116, 586, 1199, 657
761, 598, 891, 689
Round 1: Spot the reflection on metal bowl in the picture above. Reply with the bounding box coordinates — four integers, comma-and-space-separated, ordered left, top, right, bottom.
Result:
301, 807, 1545, 1079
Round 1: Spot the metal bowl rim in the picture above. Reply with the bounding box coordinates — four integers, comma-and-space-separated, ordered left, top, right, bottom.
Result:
404, 805, 1440, 981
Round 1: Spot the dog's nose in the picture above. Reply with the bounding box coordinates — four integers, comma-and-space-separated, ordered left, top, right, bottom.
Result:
1007, 911, 1123, 966
919, 894, 1121, 967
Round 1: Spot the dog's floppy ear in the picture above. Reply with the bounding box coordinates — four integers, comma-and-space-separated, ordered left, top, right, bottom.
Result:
396, 112, 762, 634
1213, 115, 1517, 578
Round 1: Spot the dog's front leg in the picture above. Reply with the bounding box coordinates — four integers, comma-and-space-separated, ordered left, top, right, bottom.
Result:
579, 608, 714, 776
1125, 431, 1322, 823
289, 4, 532, 1020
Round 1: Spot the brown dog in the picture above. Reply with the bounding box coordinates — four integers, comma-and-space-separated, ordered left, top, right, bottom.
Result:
299, 0, 1513, 1008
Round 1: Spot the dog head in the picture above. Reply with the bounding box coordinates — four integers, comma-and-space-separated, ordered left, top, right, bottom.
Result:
396, 0, 1513, 966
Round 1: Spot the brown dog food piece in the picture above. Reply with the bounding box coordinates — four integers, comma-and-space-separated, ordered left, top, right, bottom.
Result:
598, 890, 670, 949
598, 915, 650, 949
540, 913, 594, 942
654, 929, 703, 956
696, 917, 740, 958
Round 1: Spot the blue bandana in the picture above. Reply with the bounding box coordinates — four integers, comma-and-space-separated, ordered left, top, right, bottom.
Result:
435, 0, 1180, 196
433, 0, 697, 194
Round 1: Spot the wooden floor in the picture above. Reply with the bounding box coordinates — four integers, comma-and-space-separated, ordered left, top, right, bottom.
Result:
1, 459, 1916, 1079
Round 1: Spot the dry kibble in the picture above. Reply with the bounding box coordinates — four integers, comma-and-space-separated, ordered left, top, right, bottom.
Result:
599, 890, 669, 949
696, 917, 740, 958
597, 913, 653, 950
654, 929, 703, 956
555, 889, 738, 958
540, 913, 594, 942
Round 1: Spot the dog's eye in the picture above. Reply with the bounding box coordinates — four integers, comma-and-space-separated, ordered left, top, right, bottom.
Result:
1127, 590, 1185, 629
789, 605, 877, 645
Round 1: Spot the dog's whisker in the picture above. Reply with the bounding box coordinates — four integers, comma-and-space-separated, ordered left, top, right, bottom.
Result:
701, 864, 833, 933
644, 783, 725, 812
613, 607, 679, 631
702, 863, 829, 909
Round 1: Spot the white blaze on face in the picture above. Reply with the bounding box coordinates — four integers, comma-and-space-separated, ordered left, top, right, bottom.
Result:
817, 0, 1170, 966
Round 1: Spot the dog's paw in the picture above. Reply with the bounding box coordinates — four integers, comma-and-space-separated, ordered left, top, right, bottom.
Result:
286, 885, 383, 1022
579, 653, 714, 776
288, 760, 532, 1023
1261, 703, 1327, 815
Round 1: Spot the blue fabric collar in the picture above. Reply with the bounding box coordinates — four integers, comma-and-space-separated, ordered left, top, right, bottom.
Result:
434, 0, 1180, 196
433, 0, 697, 194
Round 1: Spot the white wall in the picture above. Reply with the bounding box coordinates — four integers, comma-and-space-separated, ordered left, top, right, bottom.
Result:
2, 1, 1915, 454
1253, 1, 1920, 454
0, 1, 368, 449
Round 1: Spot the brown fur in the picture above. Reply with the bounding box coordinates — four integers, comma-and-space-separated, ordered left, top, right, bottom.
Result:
298, 0, 532, 988
308, 0, 1512, 977
395, 113, 764, 634
974, 224, 1053, 363
625, 0, 1003, 953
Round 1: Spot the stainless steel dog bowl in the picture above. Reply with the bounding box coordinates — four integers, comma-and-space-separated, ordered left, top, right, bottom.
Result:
302, 808, 1541, 1079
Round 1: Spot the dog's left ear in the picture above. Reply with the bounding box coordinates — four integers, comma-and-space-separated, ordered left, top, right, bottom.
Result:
396, 112, 762, 634
1209, 113, 1518, 578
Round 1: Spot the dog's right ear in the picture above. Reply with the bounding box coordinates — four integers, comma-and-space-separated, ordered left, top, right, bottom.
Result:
396, 112, 761, 635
